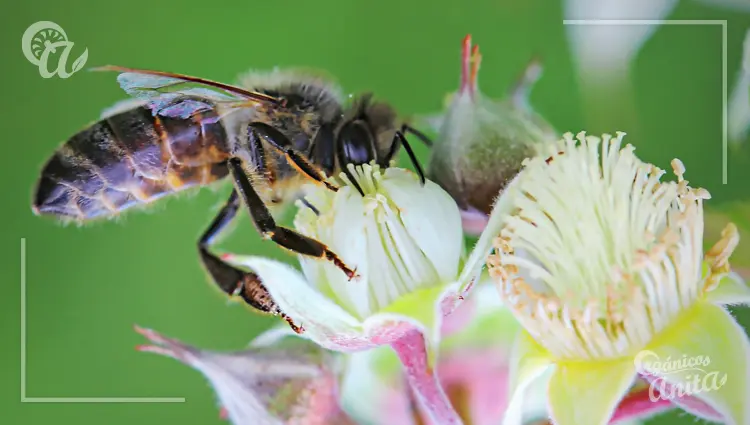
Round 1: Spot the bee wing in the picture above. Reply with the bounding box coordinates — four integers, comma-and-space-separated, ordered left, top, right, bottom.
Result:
92, 65, 282, 119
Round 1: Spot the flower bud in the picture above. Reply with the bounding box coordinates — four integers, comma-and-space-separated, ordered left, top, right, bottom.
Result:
427, 35, 556, 233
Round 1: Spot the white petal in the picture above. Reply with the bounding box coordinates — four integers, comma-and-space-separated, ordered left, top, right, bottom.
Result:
248, 325, 298, 348
728, 29, 750, 145
565, 0, 678, 77
339, 348, 411, 425
705, 271, 750, 306
226, 256, 363, 347
304, 186, 372, 319
503, 330, 554, 425
381, 168, 464, 282
295, 164, 460, 319
458, 173, 523, 293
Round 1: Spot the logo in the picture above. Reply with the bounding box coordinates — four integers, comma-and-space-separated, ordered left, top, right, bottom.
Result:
634, 350, 728, 402
22, 21, 88, 79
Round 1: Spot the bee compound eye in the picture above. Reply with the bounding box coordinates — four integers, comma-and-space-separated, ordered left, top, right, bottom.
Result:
338, 120, 375, 166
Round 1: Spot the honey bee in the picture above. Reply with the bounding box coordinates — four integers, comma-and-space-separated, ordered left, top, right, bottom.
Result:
32, 65, 432, 332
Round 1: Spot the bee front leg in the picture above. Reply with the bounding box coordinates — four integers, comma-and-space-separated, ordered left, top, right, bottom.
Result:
387, 127, 427, 186
248, 121, 338, 192
401, 123, 433, 147
197, 189, 304, 333
227, 157, 358, 281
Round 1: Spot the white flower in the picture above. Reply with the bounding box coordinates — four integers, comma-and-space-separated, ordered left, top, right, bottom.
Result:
482, 132, 748, 425
729, 29, 750, 146
225, 164, 473, 349
565, 0, 678, 80
224, 163, 498, 424
293, 164, 464, 320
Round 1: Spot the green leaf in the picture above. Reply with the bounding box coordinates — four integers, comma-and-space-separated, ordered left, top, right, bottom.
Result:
70, 47, 88, 74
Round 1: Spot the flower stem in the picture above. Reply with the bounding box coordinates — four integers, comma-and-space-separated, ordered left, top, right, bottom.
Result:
391, 330, 464, 425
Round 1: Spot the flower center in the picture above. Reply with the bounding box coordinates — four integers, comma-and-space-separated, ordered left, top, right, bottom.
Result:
295, 163, 445, 319
486, 132, 723, 361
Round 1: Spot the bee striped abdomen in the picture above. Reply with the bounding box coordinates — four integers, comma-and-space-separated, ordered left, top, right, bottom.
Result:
33, 106, 230, 221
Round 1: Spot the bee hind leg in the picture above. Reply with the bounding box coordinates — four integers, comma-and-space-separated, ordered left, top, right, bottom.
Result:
197, 189, 304, 333
227, 157, 358, 281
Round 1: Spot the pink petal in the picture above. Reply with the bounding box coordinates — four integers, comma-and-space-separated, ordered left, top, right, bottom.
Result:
134, 326, 354, 425
439, 348, 510, 425
609, 388, 673, 423
440, 295, 477, 337
460, 207, 490, 237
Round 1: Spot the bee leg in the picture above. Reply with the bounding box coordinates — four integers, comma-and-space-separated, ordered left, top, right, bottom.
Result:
401, 124, 433, 147
248, 122, 338, 192
388, 128, 427, 186
247, 121, 275, 184
198, 190, 243, 295
198, 190, 304, 333
228, 157, 358, 281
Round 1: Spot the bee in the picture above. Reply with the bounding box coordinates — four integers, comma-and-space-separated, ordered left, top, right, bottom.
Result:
32, 65, 432, 332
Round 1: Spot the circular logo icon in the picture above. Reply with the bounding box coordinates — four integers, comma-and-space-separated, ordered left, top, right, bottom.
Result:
22, 21, 88, 79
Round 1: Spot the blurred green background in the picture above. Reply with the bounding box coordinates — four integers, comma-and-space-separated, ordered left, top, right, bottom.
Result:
2, 0, 750, 424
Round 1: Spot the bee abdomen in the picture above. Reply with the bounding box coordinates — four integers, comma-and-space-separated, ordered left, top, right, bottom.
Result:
33, 106, 230, 220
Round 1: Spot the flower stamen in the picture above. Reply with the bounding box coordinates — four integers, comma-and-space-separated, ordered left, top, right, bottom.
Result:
295, 163, 454, 319
487, 132, 740, 362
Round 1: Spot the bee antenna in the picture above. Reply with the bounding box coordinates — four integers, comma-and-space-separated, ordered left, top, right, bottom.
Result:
355, 93, 375, 116
299, 198, 320, 216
